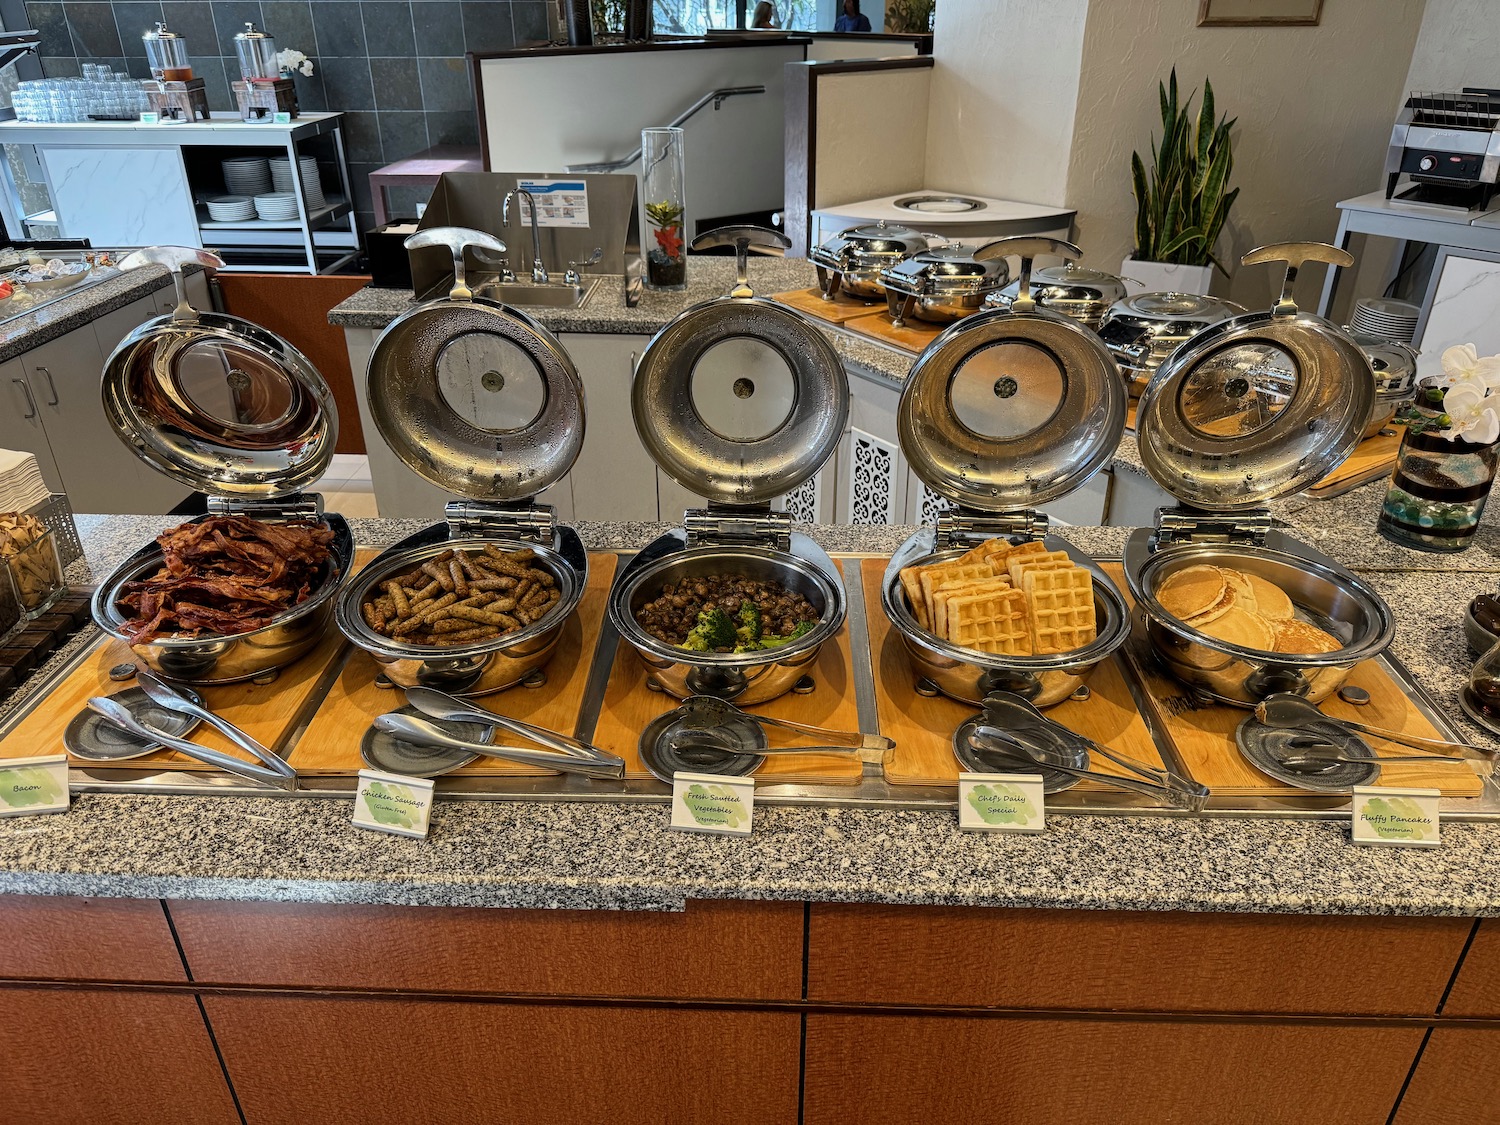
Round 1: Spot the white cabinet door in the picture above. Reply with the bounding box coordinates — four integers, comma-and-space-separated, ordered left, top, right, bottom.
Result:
0, 356, 62, 493
557, 333, 658, 523
837, 370, 907, 525
91, 295, 155, 358
43, 146, 200, 247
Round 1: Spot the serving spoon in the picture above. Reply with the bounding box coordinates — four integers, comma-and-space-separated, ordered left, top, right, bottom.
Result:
373, 714, 625, 779
1279, 745, 1465, 774
86, 696, 297, 790
403, 686, 616, 764
135, 670, 295, 782
661, 723, 892, 764
1255, 693, 1489, 757
677, 695, 895, 752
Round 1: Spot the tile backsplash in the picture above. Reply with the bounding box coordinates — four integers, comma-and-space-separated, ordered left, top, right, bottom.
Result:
23, 0, 537, 231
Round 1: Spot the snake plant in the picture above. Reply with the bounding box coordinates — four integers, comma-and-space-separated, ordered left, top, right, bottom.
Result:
1131, 69, 1238, 274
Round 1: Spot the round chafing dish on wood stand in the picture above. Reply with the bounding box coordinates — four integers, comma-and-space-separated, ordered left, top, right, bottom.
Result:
1097, 291, 1246, 398
880, 236, 1131, 708
985, 261, 1128, 329
92, 246, 353, 685
879, 240, 1011, 327
808, 220, 928, 303
333, 227, 588, 697
608, 226, 849, 706
1347, 330, 1418, 440
1123, 242, 1395, 707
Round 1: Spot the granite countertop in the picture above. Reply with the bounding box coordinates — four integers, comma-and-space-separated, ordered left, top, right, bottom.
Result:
2, 512, 1500, 917
0, 264, 180, 364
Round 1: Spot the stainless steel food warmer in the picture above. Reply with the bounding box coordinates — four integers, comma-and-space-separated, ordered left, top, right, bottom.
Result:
1348, 329, 1418, 440
1097, 291, 1246, 397
985, 261, 1128, 328
808, 220, 927, 303
880, 237, 1131, 707
333, 227, 588, 697
609, 226, 848, 705
92, 246, 354, 684
1123, 243, 1395, 707
879, 241, 1009, 327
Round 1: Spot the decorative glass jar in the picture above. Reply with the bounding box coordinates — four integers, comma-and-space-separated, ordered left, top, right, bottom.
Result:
641, 127, 686, 292
1378, 387, 1500, 552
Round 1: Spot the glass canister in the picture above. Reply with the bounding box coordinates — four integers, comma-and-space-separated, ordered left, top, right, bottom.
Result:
642, 126, 686, 292
234, 23, 280, 81
142, 23, 192, 81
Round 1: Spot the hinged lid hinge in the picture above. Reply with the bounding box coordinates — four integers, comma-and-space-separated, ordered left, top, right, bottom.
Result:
206, 493, 324, 520
684, 505, 792, 550
934, 509, 1049, 548
1153, 506, 1273, 547
444, 500, 557, 542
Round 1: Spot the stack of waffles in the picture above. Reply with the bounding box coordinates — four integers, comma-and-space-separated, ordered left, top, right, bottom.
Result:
897, 539, 1098, 656
1155, 564, 1342, 655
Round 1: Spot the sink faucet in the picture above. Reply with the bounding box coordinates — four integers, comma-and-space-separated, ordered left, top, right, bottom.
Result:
502, 188, 549, 284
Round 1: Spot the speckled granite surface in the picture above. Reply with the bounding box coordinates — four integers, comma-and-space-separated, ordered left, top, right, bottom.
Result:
2, 512, 1500, 915
0, 264, 179, 363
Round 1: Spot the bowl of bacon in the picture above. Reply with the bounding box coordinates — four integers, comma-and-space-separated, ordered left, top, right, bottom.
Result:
92, 512, 355, 684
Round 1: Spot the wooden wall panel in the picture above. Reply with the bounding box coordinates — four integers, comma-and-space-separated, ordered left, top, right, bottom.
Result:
216, 273, 372, 455
0, 987, 238, 1124
207, 993, 801, 1125
1438, 919, 1500, 1018
808, 904, 1468, 1016
1394, 1027, 1500, 1124
804, 1013, 1422, 1125
0, 895, 185, 982
169, 898, 803, 1001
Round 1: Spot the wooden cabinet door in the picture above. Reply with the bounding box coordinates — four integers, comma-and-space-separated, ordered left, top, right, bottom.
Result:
0, 895, 185, 982
804, 1013, 1422, 1125
1393, 1026, 1500, 1124
206, 993, 801, 1125
0, 356, 61, 493
558, 333, 658, 522
1437, 919, 1500, 1017
0, 987, 238, 1124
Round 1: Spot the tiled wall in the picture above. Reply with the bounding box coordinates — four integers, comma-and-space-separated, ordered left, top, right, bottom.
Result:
22, 0, 541, 230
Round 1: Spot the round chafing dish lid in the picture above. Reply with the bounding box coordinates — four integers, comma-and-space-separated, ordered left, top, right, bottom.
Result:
101, 247, 337, 498
815, 221, 927, 261
365, 227, 585, 503
1347, 329, 1418, 395
633, 226, 849, 506
897, 309, 1127, 512
1104, 291, 1243, 327
885, 244, 1010, 290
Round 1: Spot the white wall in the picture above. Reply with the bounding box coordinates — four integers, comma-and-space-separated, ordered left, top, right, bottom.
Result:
813, 68, 931, 206
1405, 0, 1500, 92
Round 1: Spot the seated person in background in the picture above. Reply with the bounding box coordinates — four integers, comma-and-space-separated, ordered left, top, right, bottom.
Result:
751, 1, 780, 27
834, 0, 872, 32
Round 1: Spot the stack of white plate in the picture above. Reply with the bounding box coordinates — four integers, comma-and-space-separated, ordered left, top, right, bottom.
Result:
254, 192, 300, 221
1351, 297, 1421, 343
269, 156, 326, 210
205, 194, 256, 222
222, 156, 272, 197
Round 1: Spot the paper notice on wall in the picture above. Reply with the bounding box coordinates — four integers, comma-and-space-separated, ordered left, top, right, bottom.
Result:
516, 180, 591, 228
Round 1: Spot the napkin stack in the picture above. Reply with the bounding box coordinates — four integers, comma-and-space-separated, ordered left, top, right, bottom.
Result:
0, 449, 51, 513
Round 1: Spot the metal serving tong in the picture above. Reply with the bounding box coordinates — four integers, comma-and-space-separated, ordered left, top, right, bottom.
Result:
86, 675, 299, 791
673, 695, 896, 764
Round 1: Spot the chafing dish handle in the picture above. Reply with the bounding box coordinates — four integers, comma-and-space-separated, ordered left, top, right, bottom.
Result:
405, 227, 508, 301
1241, 242, 1354, 316
117, 246, 226, 323
691, 224, 791, 299
979, 236, 1082, 314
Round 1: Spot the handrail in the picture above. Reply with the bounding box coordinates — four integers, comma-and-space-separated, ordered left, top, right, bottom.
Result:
564, 85, 766, 173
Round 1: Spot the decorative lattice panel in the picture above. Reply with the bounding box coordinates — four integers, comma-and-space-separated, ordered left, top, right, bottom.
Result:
847, 429, 899, 525
918, 483, 952, 526
780, 475, 820, 523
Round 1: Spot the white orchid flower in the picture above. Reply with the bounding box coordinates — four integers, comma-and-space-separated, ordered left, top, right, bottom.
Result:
1439, 376, 1500, 444
1440, 343, 1500, 390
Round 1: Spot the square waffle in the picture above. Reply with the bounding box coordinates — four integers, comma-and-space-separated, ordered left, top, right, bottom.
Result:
932, 575, 1013, 638
1023, 566, 1097, 655
944, 586, 1033, 655
921, 562, 1000, 627
1006, 550, 1073, 587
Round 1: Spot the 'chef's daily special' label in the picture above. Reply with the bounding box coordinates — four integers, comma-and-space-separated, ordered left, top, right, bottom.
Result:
1352, 786, 1440, 848
0, 755, 69, 817
353, 769, 434, 839
959, 772, 1046, 832
670, 771, 754, 835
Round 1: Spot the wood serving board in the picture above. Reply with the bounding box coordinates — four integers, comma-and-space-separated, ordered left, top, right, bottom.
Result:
843, 311, 946, 355
769, 287, 884, 325
287, 553, 618, 777
1307, 429, 1403, 499
590, 562, 863, 785
1096, 563, 1484, 798
858, 558, 1164, 788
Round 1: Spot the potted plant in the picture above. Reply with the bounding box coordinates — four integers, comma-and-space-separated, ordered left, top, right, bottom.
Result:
1126, 69, 1237, 296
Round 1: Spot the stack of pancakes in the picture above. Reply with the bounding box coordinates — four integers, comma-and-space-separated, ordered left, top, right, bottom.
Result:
898, 538, 1098, 656
1156, 564, 1342, 655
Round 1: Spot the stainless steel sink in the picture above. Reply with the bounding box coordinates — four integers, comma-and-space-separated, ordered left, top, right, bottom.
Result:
476, 277, 599, 309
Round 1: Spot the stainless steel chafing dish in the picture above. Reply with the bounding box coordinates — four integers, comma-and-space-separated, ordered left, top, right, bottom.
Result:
880, 237, 1131, 707
609, 226, 848, 706
92, 247, 353, 685
1123, 243, 1395, 707
880, 240, 1010, 327
1097, 291, 1246, 397
1348, 329, 1418, 440
808, 220, 927, 303
985, 261, 1127, 328
333, 227, 588, 697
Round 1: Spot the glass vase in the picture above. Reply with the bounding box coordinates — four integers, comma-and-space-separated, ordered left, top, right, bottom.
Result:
641, 126, 686, 292
1378, 422, 1500, 552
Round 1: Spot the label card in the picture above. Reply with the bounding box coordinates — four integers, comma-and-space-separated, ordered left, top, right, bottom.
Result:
273, 111, 291, 124
140, 112, 159, 124
1352, 786, 1440, 848
670, 771, 754, 835
0, 755, 69, 817
352, 770, 434, 839
959, 772, 1046, 832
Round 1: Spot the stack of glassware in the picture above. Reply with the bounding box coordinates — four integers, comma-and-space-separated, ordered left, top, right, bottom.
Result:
12, 67, 152, 123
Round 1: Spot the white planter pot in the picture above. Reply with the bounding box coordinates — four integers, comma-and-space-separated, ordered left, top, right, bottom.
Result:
1120, 257, 1214, 297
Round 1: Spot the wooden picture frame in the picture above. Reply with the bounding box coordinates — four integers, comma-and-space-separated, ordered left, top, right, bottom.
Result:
1198, 0, 1324, 26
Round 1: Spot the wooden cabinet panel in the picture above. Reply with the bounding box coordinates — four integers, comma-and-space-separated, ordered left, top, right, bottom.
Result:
207, 993, 800, 1125
808, 904, 1468, 1016
170, 897, 802, 1000
0, 987, 238, 1124
804, 1013, 1421, 1125
1438, 919, 1500, 1017
0, 895, 185, 982
1393, 1026, 1500, 1124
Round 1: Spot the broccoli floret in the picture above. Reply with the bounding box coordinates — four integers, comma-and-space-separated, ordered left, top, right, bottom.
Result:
682, 606, 737, 651
735, 600, 763, 647
760, 620, 817, 648
733, 641, 763, 654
